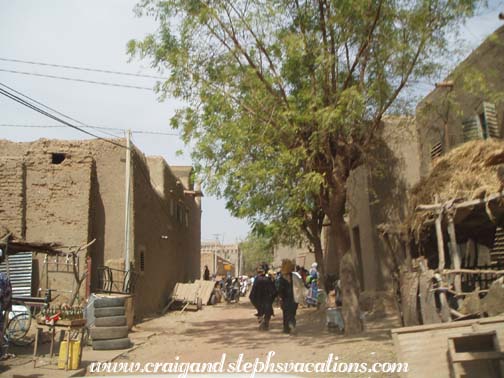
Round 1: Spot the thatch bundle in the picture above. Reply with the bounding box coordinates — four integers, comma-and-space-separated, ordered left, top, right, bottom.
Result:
408, 139, 504, 238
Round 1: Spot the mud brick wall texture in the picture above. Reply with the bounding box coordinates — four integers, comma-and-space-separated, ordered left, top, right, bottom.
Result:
0, 138, 201, 319
0, 158, 25, 238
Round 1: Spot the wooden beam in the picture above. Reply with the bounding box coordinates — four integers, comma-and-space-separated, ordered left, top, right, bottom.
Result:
416, 191, 504, 213
447, 215, 462, 307
435, 209, 445, 271
442, 269, 504, 275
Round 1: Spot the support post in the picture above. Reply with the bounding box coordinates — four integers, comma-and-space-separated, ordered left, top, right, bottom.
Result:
447, 214, 463, 307
124, 129, 132, 273
435, 210, 445, 271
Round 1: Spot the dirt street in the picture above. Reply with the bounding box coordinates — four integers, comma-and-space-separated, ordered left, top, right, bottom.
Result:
1, 298, 399, 377
89, 299, 399, 378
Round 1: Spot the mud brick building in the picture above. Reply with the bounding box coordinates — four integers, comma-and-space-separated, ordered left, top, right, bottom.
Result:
201, 241, 241, 276
345, 25, 504, 297
0, 138, 201, 319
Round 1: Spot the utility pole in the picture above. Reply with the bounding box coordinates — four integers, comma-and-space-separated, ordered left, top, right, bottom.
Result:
124, 129, 132, 273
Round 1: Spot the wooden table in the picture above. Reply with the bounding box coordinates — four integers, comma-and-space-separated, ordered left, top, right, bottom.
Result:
33, 318, 86, 370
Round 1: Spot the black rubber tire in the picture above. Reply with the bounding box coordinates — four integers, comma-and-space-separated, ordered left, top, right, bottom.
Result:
90, 325, 129, 340
94, 297, 126, 308
94, 306, 125, 318
92, 337, 132, 350
94, 315, 127, 327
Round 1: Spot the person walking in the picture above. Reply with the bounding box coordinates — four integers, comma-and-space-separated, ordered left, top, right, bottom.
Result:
249, 266, 277, 331
278, 259, 305, 334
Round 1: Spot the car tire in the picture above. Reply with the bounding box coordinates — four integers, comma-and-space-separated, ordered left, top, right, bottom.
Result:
90, 326, 129, 340
94, 297, 126, 308
94, 306, 125, 318
94, 315, 127, 327
92, 337, 132, 351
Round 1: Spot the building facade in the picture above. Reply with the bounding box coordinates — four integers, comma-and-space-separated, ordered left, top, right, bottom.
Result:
200, 241, 241, 276
0, 138, 201, 319
345, 25, 504, 294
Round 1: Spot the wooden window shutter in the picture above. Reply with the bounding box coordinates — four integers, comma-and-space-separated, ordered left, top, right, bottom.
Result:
430, 140, 443, 161
462, 116, 484, 142
481, 102, 500, 139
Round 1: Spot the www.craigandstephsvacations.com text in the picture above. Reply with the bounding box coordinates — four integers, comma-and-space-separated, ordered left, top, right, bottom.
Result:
89, 351, 408, 377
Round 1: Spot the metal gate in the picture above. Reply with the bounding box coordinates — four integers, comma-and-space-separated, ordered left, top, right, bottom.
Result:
0, 252, 33, 296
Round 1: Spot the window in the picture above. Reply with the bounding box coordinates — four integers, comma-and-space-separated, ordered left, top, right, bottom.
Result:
140, 250, 145, 272
51, 153, 66, 164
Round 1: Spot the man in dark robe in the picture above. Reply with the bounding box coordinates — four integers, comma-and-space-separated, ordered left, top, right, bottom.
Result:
278, 259, 298, 334
249, 267, 277, 330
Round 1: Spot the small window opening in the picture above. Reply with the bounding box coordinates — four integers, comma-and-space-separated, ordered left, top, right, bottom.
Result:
51, 153, 66, 164
140, 251, 145, 272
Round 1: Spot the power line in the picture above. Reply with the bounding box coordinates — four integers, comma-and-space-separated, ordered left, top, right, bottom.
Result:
0, 84, 128, 149
0, 123, 179, 136
0, 82, 120, 138
0, 68, 154, 91
0, 57, 166, 80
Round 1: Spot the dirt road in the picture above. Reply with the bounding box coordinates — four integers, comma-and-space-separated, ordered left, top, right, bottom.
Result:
89, 298, 399, 377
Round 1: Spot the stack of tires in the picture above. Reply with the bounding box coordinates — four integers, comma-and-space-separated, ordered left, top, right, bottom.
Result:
90, 297, 132, 350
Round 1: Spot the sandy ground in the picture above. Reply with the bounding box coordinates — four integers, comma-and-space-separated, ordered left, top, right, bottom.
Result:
1, 298, 400, 378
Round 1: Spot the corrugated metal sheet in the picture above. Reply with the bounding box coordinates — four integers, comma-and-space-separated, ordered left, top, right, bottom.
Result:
0, 252, 33, 296
392, 316, 504, 378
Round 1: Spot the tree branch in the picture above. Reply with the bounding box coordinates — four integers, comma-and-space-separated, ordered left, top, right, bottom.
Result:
342, 0, 383, 90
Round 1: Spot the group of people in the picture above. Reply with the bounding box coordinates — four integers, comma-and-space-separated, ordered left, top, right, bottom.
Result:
249, 259, 316, 334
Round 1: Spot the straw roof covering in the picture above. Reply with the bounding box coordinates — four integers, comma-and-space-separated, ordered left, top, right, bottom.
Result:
408, 139, 504, 238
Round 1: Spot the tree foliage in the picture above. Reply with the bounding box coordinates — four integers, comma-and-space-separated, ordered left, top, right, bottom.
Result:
239, 232, 274, 275
129, 0, 483, 278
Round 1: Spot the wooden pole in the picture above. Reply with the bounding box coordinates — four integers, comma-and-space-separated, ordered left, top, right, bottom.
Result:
442, 269, 504, 275
435, 211, 445, 271
124, 129, 132, 273
447, 214, 462, 307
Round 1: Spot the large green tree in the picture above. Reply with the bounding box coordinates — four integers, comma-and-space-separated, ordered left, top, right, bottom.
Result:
129, 0, 482, 281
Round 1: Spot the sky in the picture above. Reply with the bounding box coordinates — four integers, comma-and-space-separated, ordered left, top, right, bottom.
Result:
0, 0, 503, 244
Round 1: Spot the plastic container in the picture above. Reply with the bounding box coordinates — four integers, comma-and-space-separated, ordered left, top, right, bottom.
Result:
58, 340, 81, 370
326, 307, 344, 333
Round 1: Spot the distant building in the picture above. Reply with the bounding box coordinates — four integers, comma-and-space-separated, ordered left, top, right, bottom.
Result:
200, 252, 235, 277
201, 241, 241, 276
272, 244, 315, 270
0, 138, 201, 320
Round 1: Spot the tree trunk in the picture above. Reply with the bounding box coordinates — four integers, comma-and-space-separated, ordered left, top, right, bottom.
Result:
340, 251, 363, 335
312, 237, 326, 289
325, 215, 350, 276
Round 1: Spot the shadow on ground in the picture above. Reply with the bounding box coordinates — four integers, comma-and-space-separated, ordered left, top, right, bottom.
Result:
167, 300, 395, 351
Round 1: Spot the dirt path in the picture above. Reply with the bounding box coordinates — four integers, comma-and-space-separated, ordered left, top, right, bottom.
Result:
88, 299, 399, 377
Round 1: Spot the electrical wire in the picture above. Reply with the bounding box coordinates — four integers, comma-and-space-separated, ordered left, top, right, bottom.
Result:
0, 84, 128, 149
0, 57, 166, 80
0, 68, 154, 91
0, 82, 120, 138
0, 123, 179, 136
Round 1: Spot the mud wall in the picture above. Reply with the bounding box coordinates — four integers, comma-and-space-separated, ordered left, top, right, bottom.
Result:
0, 158, 26, 238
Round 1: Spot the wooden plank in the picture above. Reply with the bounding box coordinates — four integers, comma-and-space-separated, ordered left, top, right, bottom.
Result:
400, 271, 420, 326
392, 315, 504, 335
450, 351, 504, 362
419, 270, 440, 324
